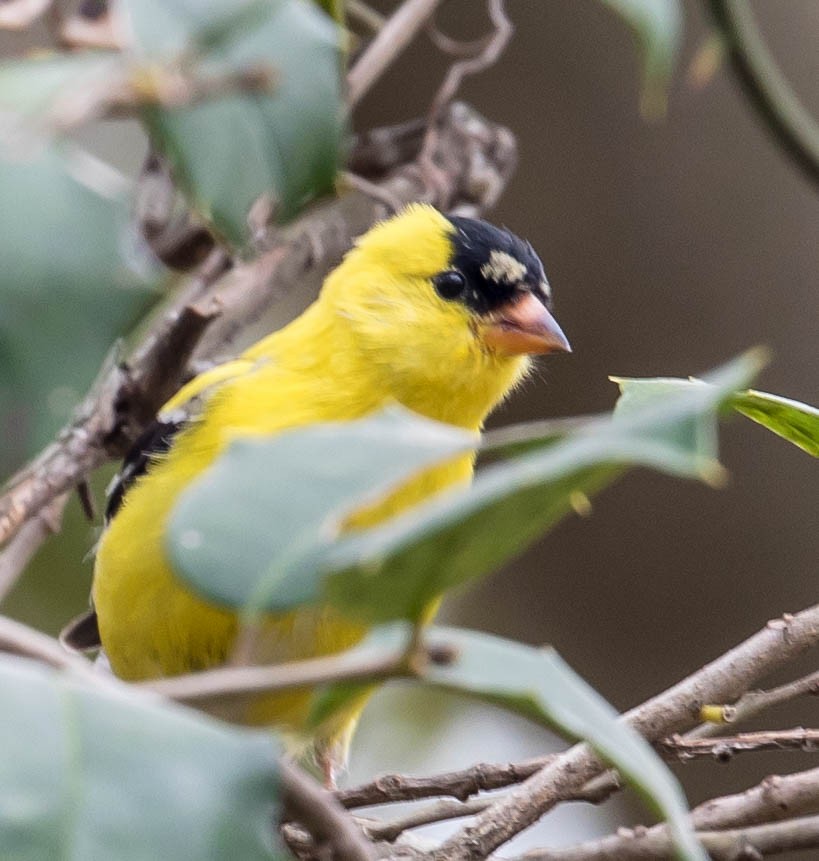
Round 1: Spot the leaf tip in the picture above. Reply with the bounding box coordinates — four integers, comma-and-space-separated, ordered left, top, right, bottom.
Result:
698, 459, 728, 488
569, 490, 593, 517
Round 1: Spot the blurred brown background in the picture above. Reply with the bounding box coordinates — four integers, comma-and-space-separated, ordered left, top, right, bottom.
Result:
4, 0, 817, 852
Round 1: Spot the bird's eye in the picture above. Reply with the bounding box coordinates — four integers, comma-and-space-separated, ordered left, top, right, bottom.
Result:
433, 270, 466, 300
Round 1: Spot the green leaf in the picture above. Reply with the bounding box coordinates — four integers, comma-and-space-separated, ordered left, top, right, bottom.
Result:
598, 0, 684, 117
732, 390, 819, 457
0, 146, 160, 476
168, 408, 477, 612
121, 0, 345, 249
425, 627, 705, 861
167, 353, 761, 623
312, 624, 704, 861
0, 655, 283, 860
312, 0, 344, 25
0, 52, 122, 125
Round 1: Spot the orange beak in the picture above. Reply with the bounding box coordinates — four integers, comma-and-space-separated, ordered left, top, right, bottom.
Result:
482, 292, 571, 356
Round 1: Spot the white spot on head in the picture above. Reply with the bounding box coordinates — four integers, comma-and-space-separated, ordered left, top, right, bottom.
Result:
480, 250, 528, 285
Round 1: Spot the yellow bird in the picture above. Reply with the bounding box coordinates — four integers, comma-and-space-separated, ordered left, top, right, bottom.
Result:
65, 204, 570, 779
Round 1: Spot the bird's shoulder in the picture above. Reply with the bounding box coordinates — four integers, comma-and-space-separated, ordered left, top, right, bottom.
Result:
105, 357, 257, 523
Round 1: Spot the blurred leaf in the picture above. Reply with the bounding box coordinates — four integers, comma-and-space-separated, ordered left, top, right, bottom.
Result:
479, 413, 601, 459
168, 409, 476, 611
0, 655, 283, 860
732, 390, 819, 457
0, 146, 160, 476
318, 353, 757, 623
597, 0, 683, 117
0, 52, 121, 125
122, 0, 345, 249
168, 353, 760, 623
313, 624, 704, 861
313, 0, 344, 25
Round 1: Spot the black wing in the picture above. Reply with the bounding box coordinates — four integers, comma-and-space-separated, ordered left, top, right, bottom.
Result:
61, 417, 186, 652
104, 418, 184, 522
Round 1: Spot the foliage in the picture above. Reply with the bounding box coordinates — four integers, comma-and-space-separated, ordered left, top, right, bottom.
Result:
0, 1, 816, 860
0, 656, 283, 861
0, 146, 159, 468
0, 0, 344, 471
123, 0, 345, 248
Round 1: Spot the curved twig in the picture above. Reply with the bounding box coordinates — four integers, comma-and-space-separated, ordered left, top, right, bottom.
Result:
707, 0, 819, 187
347, 0, 444, 108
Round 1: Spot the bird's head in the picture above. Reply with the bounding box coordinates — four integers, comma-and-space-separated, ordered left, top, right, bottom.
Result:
321, 204, 570, 428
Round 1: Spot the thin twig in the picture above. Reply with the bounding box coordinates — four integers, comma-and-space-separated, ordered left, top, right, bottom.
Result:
338, 758, 553, 809
689, 668, 819, 738
363, 799, 491, 843
347, 0, 444, 108
418, 0, 513, 207
339, 669, 819, 812
425, 17, 493, 61
517, 813, 819, 861
142, 645, 408, 703
46, 64, 277, 133
0, 494, 67, 603
281, 760, 374, 861
369, 766, 819, 848
0, 614, 98, 679
347, 0, 386, 34
707, 0, 819, 187
660, 727, 819, 762
0, 0, 51, 30
433, 605, 819, 861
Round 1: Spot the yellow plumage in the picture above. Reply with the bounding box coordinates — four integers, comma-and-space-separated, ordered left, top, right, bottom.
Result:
90, 204, 569, 769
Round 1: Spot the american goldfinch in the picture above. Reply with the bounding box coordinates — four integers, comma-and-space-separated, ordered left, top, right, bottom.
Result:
65, 204, 570, 777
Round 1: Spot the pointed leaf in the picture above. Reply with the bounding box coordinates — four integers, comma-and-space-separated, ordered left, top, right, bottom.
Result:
732, 390, 819, 457
0, 655, 283, 860
598, 0, 684, 117
423, 627, 706, 861
315, 352, 760, 622
168, 408, 476, 611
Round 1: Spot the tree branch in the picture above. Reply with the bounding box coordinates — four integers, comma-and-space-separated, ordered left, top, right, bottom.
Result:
0, 493, 67, 603
338, 758, 554, 808
364, 799, 491, 843
517, 813, 819, 861
142, 644, 408, 705
689, 668, 819, 738
504, 766, 819, 859
281, 759, 374, 861
0, 614, 99, 680
46, 64, 277, 133
432, 605, 819, 861
660, 727, 819, 762
707, 0, 819, 187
